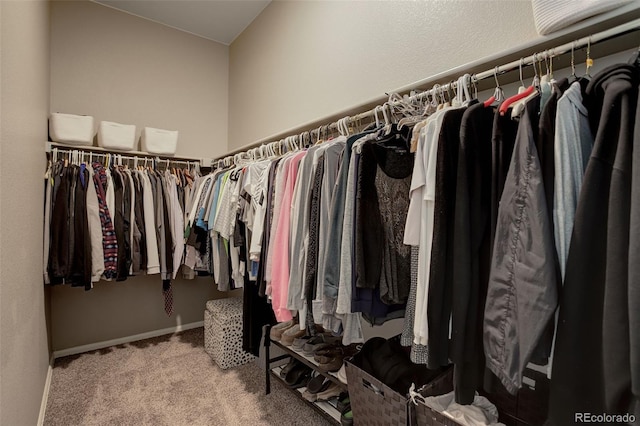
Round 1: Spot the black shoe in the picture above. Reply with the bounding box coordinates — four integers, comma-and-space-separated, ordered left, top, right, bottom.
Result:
337, 392, 350, 412
284, 363, 312, 389
340, 404, 353, 426
279, 358, 300, 379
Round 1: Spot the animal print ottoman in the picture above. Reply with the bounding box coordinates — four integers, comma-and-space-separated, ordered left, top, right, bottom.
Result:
204, 297, 255, 369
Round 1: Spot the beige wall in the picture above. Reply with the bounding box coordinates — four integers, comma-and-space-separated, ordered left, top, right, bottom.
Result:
0, 1, 51, 424
228, 0, 540, 150
50, 0, 229, 159
51, 277, 240, 351
49, 0, 231, 353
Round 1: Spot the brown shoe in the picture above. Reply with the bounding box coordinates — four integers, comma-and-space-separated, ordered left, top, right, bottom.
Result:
316, 382, 342, 400
314, 347, 343, 364
281, 325, 307, 346
317, 354, 344, 373
270, 320, 297, 342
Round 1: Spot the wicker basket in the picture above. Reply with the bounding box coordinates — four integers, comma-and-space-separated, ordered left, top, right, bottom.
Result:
346, 359, 409, 426
480, 367, 550, 426
410, 367, 464, 426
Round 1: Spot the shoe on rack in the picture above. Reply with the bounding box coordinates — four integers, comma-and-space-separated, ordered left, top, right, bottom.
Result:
306, 374, 331, 394
315, 382, 342, 401
302, 333, 342, 355
270, 320, 297, 342
281, 325, 307, 346
317, 355, 344, 373
284, 363, 312, 389
292, 335, 313, 350
336, 392, 350, 412
314, 347, 343, 364
302, 388, 318, 402
336, 364, 348, 385
279, 358, 300, 379
340, 405, 353, 426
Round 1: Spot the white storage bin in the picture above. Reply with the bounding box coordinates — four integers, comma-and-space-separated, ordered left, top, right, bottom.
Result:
532, 0, 632, 35
141, 127, 178, 155
97, 121, 137, 151
49, 113, 95, 146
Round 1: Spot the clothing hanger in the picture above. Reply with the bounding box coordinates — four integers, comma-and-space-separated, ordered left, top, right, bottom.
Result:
484, 67, 504, 107
499, 58, 537, 116
568, 41, 578, 84
457, 74, 473, 106
584, 37, 594, 78
628, 44, 640, 67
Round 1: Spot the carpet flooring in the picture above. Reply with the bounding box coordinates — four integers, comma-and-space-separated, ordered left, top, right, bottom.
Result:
44, 328, 331, 426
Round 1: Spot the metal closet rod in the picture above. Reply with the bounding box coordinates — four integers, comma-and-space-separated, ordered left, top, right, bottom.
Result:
214, 17, 640, 165
50, 147, 201, 167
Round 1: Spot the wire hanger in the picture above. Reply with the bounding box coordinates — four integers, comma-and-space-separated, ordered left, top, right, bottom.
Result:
483, 66, 504, 107
569, 40, 578, 83
585, 36, 593, 77
499, 57, 536, 116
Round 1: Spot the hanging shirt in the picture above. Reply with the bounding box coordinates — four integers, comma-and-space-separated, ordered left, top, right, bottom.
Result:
265, 155, 293, 294
271, 150, 306, 321
86, 165, 105, 283
549, 64, 640, 425
44, 165, 53, 284
248, 160, 275, 263
287, 146, 319, 310
553, 81, 594, 280
141, 171, 160, 274
484, 95, 558, 395
405, 108, 449, 346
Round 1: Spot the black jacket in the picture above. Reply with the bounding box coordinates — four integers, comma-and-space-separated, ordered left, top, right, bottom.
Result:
450, 103, 495, 404
629, 67, 640, 420
548, 64, 640, 425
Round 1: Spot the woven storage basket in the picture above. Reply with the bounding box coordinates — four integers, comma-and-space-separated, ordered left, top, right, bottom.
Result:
411, 367, 464, 426
346, 359, 409, 426
480, 367, 550, 426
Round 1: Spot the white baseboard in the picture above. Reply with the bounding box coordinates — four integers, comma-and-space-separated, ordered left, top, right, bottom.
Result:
52, 321, 204, 359
38, 354, 54, 426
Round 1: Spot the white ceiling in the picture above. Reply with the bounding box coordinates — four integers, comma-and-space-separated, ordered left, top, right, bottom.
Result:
94, 0, 271, 45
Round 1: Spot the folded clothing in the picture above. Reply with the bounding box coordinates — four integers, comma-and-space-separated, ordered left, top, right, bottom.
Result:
415, 390, 504, 426
354, 336, 448, 395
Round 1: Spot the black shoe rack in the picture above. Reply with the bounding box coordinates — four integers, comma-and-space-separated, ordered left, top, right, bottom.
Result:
263, 324, 348, 425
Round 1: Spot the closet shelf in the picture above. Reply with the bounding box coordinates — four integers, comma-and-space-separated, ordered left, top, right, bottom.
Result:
45, 141, 208, 164
264, 325, 350, 425
270, 365, 342, 425
270, 339, 348, 391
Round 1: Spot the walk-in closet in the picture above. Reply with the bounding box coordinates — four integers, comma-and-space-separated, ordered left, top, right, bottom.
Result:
2, 1, 640, 425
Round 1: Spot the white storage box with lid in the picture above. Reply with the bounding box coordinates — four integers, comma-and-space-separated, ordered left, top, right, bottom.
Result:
531, 0, 632, 35
141, 127, 178, 155
97, 120, 137, 151
204, 297, 256, 369
49, 113, 95, 146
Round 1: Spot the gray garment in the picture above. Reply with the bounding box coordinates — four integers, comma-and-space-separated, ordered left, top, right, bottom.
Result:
336, 138, 372, 315
153, 173, 167, 280
401, 246, 430, 364
316, 138, 347, 298
375, 159, 412, 304
323, 132, 375, 300
44, 169, 52, 284
483, 97, 558, 394
553, 82, 594, 279
287, 145, 320, 311
86, 167, 105, 282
